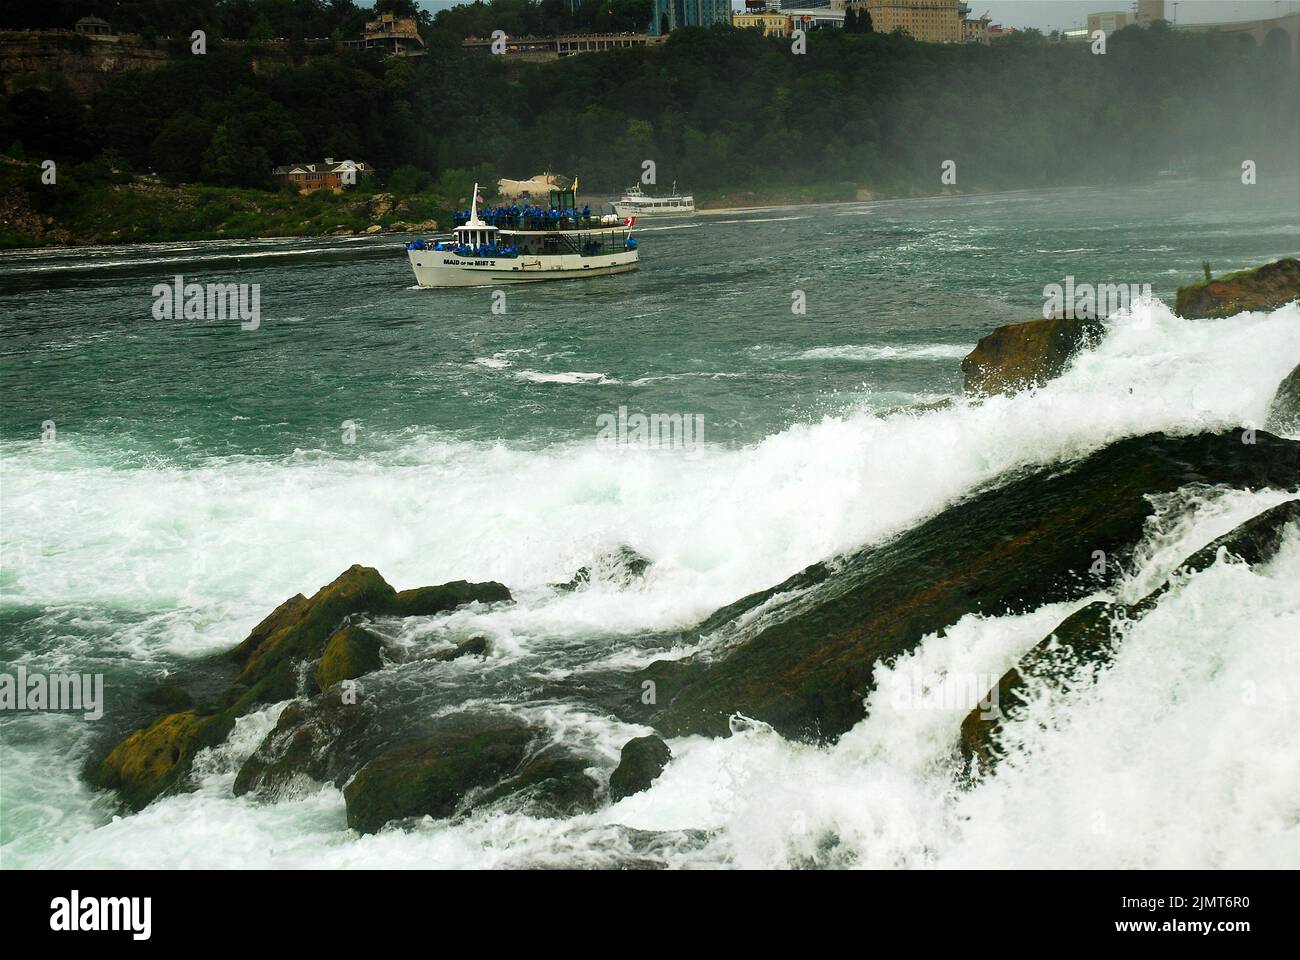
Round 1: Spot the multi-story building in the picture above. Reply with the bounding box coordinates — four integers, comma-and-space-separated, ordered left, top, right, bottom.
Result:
733, 8, 793, 36
785, 7, 847, 29
651, 0, 732, 35
1087, 10, 1134, 34
341, 13, 427, 56
1086, 2, 1164, 34
862, 1, 995, 44
1135, 0, 1166, 26
960, 13, 990, 44
271, 159, 373, 194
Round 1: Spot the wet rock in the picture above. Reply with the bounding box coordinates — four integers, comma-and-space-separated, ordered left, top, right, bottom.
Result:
552, 656, 707, 728
231, 565, 395, 712
387, 580, 512, 617
556, 545, 653, 591
960, 498, 1300, 775
1174, 257, 1300, 319
229, 592, 312, 666
473, 745, 601, 817
962, 316, 1104, 395
1266, 363, 1300, 436
93, 566, 512, 811
90, 710, 234, 811
139, 683, 194, 712
650, 431, 1300, 743
432, 635, 490, 662
608, 735, 672, 802
315, 625, 384, 691
343, 713, 535, 834
234, 686, 377, 798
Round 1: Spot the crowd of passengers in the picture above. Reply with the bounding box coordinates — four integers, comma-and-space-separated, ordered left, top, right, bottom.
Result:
451, 203, 594, 230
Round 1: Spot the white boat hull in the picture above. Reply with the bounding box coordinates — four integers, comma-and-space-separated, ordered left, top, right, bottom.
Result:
407, 248, 638, 287
613, 203, 695, 218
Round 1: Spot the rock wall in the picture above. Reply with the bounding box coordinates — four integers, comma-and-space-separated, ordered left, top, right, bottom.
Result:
0, 31, 170, 100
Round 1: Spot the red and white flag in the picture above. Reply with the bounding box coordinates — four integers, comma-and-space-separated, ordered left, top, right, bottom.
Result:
624, 216, 636, 228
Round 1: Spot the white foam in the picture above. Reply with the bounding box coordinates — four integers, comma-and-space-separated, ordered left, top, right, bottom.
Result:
2, 300, 1299, 867
788, 343, 972, 362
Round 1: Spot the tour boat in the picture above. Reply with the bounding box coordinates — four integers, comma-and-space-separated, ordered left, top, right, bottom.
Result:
613, 182, 696, 218
406, 183, 638, 287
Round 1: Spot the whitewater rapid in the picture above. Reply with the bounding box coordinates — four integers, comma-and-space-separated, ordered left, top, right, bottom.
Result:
1, 298, 1298, 868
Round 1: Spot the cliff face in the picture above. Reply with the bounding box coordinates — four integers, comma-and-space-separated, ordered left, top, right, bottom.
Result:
0, 31, 171, 101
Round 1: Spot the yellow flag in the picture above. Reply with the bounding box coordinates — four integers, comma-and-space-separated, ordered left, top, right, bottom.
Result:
573, 177, 579, 193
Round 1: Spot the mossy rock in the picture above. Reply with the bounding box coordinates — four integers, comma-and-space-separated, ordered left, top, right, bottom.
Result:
343, 714, 534, 833
1174, 257, 1300, 319
90, 710, 234, 811
962, 316, 1104, 395
229, 592, 312, 666
94, 566, 513, 811
608, 735, 672, 802
234, 565, 396, 699
315, 625, 384, 691
387, 580, 511, 617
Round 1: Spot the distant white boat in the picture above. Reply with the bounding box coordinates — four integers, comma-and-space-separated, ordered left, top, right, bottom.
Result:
613, 183, 696, 218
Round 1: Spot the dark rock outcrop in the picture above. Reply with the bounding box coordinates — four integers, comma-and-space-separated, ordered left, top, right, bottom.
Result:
608, 735, 672, 802
959, 498, 1300, 774
139, 683, 194, 712
1266, 363, 1300, 436
472, 745, 601, 817
388, 580, 512, 617
644, 431, 1299, 743
432, 635, 490, 662
961, 316, 1104, 395
233, 686, 378, 798
342, 714, 536, 833
1174, 257, 1300, 319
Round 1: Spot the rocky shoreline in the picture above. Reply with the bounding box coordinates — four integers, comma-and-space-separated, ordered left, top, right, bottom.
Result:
87, 258, 1300, 835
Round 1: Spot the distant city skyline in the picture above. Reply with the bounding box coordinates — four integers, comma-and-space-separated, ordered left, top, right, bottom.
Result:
401, 0, 1300, 31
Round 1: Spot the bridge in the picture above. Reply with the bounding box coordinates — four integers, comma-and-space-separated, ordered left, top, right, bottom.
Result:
1176, 12, 1299, 64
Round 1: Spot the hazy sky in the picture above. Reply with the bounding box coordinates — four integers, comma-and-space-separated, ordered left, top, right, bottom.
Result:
979, 1, 1299, 30
406, 0, 1300, 31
